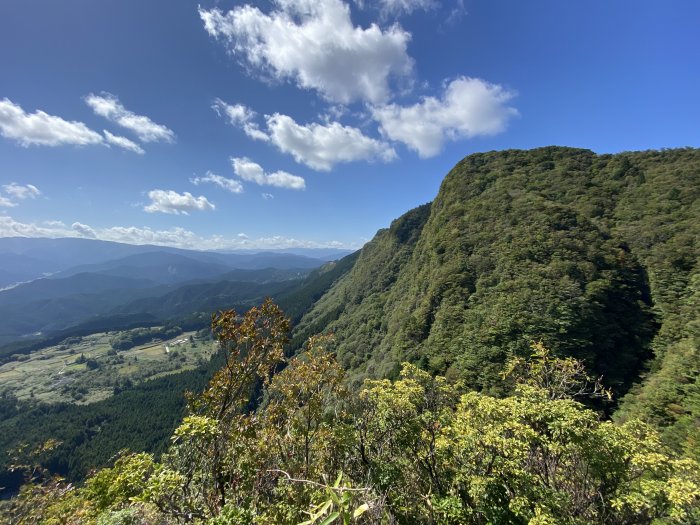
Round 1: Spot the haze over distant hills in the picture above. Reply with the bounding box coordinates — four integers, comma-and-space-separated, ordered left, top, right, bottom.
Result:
0, 237, 351, 289
1, 146, 698, 519
0, 237, 351, 343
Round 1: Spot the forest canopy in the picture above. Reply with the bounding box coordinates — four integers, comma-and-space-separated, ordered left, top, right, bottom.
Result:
4, 300, 699, 525
2, 146, 699, 524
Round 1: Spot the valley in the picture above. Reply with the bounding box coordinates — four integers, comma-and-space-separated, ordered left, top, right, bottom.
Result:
0, 147, 697, 521
0, 327, 217, 404
3, 0, 698, 520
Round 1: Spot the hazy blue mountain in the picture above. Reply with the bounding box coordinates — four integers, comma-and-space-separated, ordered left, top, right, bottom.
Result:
0, 237, 176, 274
0, 237, 331, 288
51, 252, 238, 284
0, 273, 156, 307
110, 279, 299, 319
219, 248, 354, 260
0, 265, 310, 344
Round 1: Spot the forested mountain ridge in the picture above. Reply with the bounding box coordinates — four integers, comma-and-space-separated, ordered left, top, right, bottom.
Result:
2, 147, 699, 523
294, 146, 699, 452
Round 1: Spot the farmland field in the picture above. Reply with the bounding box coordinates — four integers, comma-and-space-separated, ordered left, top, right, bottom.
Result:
0, 329, 217, 404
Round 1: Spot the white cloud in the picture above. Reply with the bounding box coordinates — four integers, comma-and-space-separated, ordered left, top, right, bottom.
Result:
100, 225, 199, 246
144, 190, 215, 215
0, 98, 103, 147
358, 0, 437, 17
103, 130, 145, 154
212, 99, 395, 171
261, 193, 274, 200
231, 157, 306, 190
372, 77, 518, 157
43, 220, 66, 228
199, 0, 413, 104
0, 216, 69, 238
212, 98, 269, 141
71, 221, 97, 238
0, 196, 16, 207
85, 92, 175, 143
0, 215, 358, 250
3, 183, 40, 200
265, 113, 396, 170
191, 171, 244, 194
444, 0, 467, 26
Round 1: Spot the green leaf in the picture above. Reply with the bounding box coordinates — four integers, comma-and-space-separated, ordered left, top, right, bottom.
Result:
318, 499, 333, 517
319, 511, 340, 525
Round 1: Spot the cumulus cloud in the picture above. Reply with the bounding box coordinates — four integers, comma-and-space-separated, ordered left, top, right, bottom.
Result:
100, 225, 199, 246
144, 190, 215, 215
3, 183, 40, 200
265, 113, 396, 170
71, 221, 97, 238
0, 98, 103, 147
103, 130, 145, 154
0, 215, 357, 250
212, 98, 269, 141
211, 98, 395, 171
191, 171, 244, 194
372, 77, 518, 157
231, 157, 306, 189
199, 0, 413, 104
0, 216, 68, 238
85, 92, 175, 143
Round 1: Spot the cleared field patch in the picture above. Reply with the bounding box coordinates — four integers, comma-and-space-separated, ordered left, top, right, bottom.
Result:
0, 329, 217, 404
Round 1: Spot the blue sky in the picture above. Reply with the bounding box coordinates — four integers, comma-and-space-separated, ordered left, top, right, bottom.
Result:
1, 0, 698, 250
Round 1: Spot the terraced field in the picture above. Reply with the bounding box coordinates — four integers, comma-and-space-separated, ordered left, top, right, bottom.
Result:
0, 329, 217, 404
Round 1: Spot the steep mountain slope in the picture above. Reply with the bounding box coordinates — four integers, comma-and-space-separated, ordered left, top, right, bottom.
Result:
293, 203, 431, 366
294, 147, 699, 450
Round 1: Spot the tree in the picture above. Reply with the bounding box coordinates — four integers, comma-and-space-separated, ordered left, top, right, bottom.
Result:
175, 298, 290, 515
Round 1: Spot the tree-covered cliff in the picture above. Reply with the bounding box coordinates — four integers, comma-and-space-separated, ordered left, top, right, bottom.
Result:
294, 147, 699, 453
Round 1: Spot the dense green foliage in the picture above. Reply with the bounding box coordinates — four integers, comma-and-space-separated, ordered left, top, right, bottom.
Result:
295, 147, 699, 451
293, 203, 431, 376
0, 315, 161, 364
4, 305, 698, 524
1, 146, 698, 522
0, 261, 354, 494
0, 349, 225, 496
109, 326, 184, 351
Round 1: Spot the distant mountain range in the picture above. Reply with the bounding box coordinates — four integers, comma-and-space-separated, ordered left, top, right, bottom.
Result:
1, 146, 697, 497
0, 237, 352, 344
0, 237, 352, 288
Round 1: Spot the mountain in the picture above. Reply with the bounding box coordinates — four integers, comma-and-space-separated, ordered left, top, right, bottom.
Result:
293, 146, 699, 453
109, 279, 300, 319
1, 146, 697, 502
218, 248, 354, 260
0, 238, 329, 288
0, 238, 175, 287
0, 241, 329, 342
0, 270, 309, 343
47, 251, 310, 285
0, 273, 156, 307
48, 252, 235, 284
